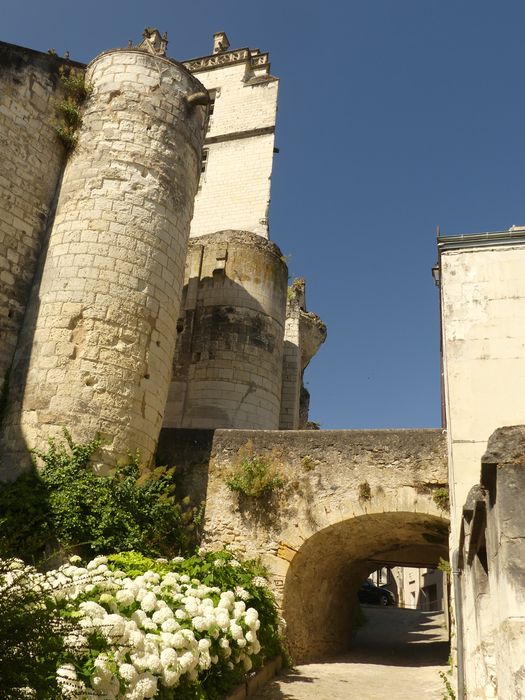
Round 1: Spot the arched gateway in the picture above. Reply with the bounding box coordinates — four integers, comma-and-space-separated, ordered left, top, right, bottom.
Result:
158, 428, 449, 661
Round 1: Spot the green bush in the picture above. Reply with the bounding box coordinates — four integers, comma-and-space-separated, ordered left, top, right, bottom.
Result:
227, 455, 284, 498
0, 559, 70, 699
432, 487, 450, 512
0, 430, 188, 562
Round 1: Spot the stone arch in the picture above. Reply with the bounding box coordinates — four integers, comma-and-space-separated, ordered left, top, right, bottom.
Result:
279, 510, 449, 662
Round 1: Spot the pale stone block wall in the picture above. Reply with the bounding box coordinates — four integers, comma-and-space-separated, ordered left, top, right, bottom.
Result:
187, 61, 278, 239
163, 230, 287, 429
0, 43, 70, 395
440, 244, 525, 541
1, 49, 206, 474
200, 63, 277, 136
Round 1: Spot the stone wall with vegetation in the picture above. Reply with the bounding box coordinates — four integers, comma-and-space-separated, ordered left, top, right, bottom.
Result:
158, 427, 449, 659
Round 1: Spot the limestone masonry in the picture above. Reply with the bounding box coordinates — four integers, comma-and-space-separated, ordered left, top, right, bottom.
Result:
1, 27, 524, 700
0, 29, 325, 475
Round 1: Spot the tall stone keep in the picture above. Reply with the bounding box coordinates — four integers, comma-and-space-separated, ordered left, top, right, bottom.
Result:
163, 230, 287, 429
2, 39, 207, 471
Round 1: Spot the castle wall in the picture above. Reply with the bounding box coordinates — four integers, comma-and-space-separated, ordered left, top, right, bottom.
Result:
0, 43, 71, 396
163, 230, 287, 429
1, 49, 206, 473
185, 60, 278, 239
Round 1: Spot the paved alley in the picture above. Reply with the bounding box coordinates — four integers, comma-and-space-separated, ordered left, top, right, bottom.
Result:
252, 607, 450, 700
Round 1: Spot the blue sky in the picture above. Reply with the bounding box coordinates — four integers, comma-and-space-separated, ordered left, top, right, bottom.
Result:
4, 1, 525, 429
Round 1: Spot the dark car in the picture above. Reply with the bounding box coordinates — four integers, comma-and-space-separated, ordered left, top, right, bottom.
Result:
358, 579, 396, 606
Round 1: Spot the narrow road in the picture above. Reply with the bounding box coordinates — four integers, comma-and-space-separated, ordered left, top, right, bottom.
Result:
253, 607, 450, 700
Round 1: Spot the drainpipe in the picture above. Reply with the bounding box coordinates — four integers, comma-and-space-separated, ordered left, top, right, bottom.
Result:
451, 549, 465, 700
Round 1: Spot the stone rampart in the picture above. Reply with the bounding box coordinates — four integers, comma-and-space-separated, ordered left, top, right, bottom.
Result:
158, 427, 448, 560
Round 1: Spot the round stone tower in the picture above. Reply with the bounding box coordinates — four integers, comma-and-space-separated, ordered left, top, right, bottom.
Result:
163, 230, 288, 429
3, 43, 207, 470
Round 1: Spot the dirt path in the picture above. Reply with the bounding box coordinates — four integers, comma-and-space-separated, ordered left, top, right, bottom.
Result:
252, 607, 450, 700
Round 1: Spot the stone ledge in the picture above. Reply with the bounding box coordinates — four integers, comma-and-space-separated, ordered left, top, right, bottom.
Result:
224, 656, 283, 700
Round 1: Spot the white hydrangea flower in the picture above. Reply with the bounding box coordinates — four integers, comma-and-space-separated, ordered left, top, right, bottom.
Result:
140, 591, 158, 612
40, 554, 268, 698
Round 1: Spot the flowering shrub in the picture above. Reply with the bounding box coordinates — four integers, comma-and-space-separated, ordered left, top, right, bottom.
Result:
0, 551, 282, 700
0, 558, 69, 699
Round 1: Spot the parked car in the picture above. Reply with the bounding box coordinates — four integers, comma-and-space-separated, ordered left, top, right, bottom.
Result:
358, 579, 396, 606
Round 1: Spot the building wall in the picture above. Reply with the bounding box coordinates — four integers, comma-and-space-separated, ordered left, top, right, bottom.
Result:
0, 43, 73, 395
1, 48, 206, 473
392, 566, 445, 610
440, 242, 525, 541
184, 54, 278, 239
458, 427, 525, 699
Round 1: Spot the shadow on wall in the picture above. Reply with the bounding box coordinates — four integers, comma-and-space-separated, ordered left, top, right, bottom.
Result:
156, 427, 214, 519
0, 187, 56, 478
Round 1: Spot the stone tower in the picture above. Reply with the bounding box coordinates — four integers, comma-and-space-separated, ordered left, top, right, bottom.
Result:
162, 34, 325, 431
1, 33, 207, 472
163, 230, 288, 429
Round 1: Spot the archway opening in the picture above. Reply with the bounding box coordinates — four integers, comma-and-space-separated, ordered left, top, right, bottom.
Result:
282, 511, 449, 662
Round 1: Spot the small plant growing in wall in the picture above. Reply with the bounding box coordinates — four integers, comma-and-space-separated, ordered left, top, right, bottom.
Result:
437, 557, 451, 575
438, 669, 456, 699
227, 442, 284, 498
301, 455, 315, 471
432, 487, 450, 512
54, 66, 92, 153
358, 480, 372, 502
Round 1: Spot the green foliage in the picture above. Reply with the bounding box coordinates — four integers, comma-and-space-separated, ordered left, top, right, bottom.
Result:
439, 669, 456, 699
107, 550, 284, 699
59, 68, 92, 102
0, 468, 54, 562
301, 455, 315, 471
55, 66, 91, 153
358, 480, 372, 501
0, 429, 189, 562
0, 560, 70, 699
433, 487, 450, 512
56, 99, 82, 128
55, 123, 79, 152
438, 557, 451, 574
227, 455, 284, 498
